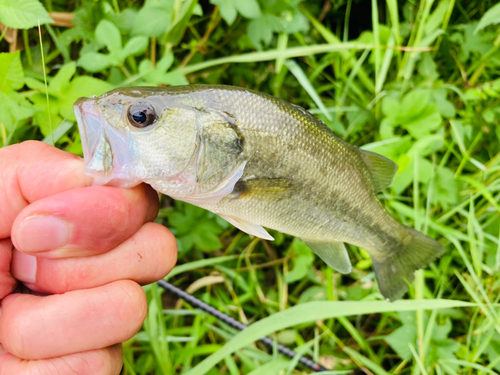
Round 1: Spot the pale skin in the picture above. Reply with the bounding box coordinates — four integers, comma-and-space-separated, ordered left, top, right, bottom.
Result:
0, 141, 178, 374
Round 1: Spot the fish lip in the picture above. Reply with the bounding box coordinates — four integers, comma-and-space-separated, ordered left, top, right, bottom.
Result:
74, 97, 98, 173
74, 97, 134, 187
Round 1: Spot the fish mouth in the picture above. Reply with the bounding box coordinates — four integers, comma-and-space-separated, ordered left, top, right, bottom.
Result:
74, 98, 137, 188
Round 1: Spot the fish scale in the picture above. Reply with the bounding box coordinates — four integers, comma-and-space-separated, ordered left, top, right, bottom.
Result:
74, 84, 446, 300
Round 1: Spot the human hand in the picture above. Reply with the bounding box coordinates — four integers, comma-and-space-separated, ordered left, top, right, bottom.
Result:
0, 141, 177, 374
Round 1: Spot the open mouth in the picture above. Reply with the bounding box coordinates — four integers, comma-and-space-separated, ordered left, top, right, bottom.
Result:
74, 98, 115, 185
74, 98, 141, 188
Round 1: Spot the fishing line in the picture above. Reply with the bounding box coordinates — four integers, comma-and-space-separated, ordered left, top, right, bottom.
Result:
157, 280, 327, 372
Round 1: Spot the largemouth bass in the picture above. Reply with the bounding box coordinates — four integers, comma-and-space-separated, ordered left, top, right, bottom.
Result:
74, 85, 445, 300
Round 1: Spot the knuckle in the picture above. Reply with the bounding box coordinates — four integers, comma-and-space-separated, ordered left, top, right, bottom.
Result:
135, 223, 177, 280
1, 297, 31, 358
108, 281, 147, 340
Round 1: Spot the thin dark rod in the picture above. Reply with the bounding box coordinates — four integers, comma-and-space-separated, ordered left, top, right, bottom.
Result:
157, 279, 327, 372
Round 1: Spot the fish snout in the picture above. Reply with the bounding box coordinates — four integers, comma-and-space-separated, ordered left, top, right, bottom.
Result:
74, 97, 142, 188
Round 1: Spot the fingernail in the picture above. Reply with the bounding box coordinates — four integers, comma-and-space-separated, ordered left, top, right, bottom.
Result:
16, 215, 70, 252
11, 251, 37, 284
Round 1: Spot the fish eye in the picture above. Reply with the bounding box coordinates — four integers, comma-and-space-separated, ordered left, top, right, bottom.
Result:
127, 103, 157, 128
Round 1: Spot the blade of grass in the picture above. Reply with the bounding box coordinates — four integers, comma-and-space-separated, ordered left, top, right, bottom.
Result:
343, 347, 391, 375
413, 156, 425, 366
343, 0, 353, 42
165, 255, 238, 280
375, 32, 395, 94
175, 43, 373, 76
409, 343, 429, 375
275, 33, 288, 74
467, 195, 482, 277
38, 20, 53, 147
371, 0, 381, 91
440, 359, 498, 374
297, 5, 375, 93
184, 299, 473, 375
385, 0, 401, 48
42, 120, 73, 145
247, 357, 290, 375
339, 48, 370, 108
285, 59, 332, 121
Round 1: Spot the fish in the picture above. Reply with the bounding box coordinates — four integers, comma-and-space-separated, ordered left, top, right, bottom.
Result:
74, 84, 445, 301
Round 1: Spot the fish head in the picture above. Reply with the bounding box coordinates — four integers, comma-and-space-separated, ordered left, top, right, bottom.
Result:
74, 88, 198, 189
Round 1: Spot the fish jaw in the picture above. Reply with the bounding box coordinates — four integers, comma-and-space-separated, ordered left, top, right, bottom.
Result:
74, 97, 141, 188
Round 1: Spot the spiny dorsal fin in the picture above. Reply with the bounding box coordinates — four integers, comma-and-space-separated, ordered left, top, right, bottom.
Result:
360, 149, 398, 192
302, 240, 352, 274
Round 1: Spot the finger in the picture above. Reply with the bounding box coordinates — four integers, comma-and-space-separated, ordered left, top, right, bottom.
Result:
0, 344, 122, 375
11, 184, 159, 258
0, 141, 88, 238
11, 223, 177, 293
0, 280, 146, 360
0, 239, 17, 299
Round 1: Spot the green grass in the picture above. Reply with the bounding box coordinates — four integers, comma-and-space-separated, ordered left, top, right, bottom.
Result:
2, 0, 500, 374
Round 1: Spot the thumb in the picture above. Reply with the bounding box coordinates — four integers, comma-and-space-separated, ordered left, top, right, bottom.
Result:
0, 141, 89, 238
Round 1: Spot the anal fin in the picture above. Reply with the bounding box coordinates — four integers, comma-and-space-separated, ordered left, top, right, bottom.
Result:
303, 240, 352, 274
220, 215, 274, 241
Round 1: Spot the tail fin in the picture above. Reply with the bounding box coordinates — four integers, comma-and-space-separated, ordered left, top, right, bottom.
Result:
372, 227, 446, 301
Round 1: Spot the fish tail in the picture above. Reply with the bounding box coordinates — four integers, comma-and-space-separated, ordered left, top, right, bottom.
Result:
372, 227, 446, 301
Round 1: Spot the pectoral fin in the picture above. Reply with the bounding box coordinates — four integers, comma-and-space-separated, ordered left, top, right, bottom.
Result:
303, 240, 352, 274
230, 178, 296, 200
220, 215, 274, 241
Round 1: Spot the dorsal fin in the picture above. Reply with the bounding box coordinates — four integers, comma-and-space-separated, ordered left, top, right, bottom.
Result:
302, 240, 352, 274
359, 149, 398, 192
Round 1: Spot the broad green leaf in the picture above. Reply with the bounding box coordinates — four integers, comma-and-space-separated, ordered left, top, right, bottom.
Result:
284, 238, 314, 284
95, 20, 122, 54
424, 0, 450, 36
0, 0, 52, 29
165, 0, 199, 45
475, 3, 500, 33
383, 89, 443, 139
432, 166, 459, 207
408, 134, 444, 157
122, 37, 149, 58
77, 52, 113, 73
157, 71, 189, 86
211, 0, 237, 24
132, 6, 171, 37
0, 51, 24, 94
61, 76, 114, 120
381, 96, 400, 119
157, 52, 174, 72
246, 358, 289, 375
276, 329, 296, 345
233, 0, 261, 19
247, 14, 277, 49
184, 299, 473, 375
0, 91, 36, 132
49, 62, 77, 97
418, 53, 439, 81
385, 311, 417, 360
110, 8, 138, 33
